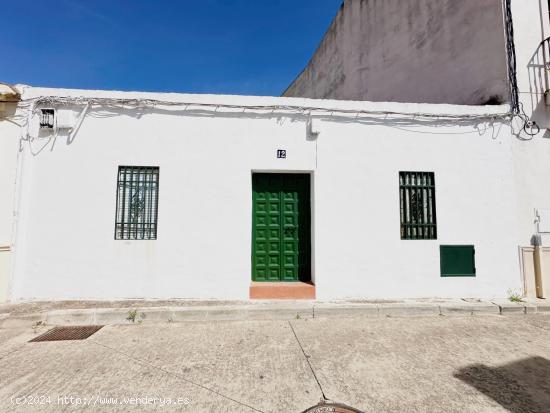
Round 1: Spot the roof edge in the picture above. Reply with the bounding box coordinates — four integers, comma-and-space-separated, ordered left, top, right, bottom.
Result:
19, 85, 511, 118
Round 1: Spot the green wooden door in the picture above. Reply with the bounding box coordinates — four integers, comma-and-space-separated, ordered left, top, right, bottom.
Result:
252, 174, 311, 282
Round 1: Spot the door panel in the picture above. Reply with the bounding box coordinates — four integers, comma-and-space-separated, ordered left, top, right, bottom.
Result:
266, 189, 281, 281
281, 188, 298, 281
252, 174, 310, 282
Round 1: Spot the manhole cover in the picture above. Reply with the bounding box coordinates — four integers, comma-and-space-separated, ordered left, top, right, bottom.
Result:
29, 326, 103, 342
302, 402, 363, 413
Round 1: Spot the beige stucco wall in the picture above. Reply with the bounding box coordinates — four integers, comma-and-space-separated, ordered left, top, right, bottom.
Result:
284, 0, 509, 105
520, 246, 550, 298
0, 248, 10, 302
521, 247, 536, 297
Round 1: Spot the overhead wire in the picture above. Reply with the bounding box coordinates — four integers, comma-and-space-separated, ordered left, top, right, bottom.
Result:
3, 0, 542, 139
504, 0, 541, 137
18, 95, 510, 122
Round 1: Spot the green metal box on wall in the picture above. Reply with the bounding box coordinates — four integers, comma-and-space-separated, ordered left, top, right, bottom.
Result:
440, 245, 476, 277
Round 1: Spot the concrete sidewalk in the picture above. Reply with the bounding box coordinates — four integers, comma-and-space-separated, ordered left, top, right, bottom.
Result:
1, 298, 549, 328
2, 314, 550, 412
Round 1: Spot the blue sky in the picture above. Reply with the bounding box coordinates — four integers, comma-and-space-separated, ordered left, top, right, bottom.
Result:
1, 0, 341, 96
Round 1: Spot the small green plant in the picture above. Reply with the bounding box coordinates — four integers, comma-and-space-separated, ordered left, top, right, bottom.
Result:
295, 313, 301, 319
32, 320, 45, 330
127, 309, 138, 323
507, 289, 524, 303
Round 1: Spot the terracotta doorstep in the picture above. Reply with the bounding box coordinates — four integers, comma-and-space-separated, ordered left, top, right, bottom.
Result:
249, 282, 315, 299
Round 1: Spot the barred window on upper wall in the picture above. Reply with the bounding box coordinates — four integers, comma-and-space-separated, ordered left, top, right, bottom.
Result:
115, 166, 159, 240
399, 171, 437, 240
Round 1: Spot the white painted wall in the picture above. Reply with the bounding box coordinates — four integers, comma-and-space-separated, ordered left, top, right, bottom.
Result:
510, 0, 550, 248
4, 87, 521, 300
1, 1, 547, 301
0, 104, 20, 302
0, 108, 19, 246
315, 119, 519, 298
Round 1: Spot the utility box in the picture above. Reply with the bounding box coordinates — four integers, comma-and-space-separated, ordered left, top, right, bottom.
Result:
56, 109, 77, 129
440, 245, 476, 277
537, 209, 550, 233
520, 246, 550, 298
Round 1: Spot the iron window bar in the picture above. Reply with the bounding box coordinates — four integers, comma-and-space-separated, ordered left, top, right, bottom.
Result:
115, 166, 159, 240
39, 109, 55, 128
399, 171, 437, 240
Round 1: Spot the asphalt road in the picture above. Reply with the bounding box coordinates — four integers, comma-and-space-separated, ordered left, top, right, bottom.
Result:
1, 314, 549, 412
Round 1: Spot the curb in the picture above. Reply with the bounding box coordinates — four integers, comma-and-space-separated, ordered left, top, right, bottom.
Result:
1, 300, 549, 328
438, 302, 499, 316
490, 300, 540, 315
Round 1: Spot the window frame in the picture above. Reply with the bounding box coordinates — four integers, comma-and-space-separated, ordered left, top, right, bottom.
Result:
114, 166, 159, 240
399, 171, 437, 240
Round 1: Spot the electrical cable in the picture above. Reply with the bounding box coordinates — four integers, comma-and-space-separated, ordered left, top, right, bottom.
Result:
505, 0, 520, 114
18, 96, 509, 123
4, 0, 541, 139
504, 0, 540, 137
11, 94, 512, 144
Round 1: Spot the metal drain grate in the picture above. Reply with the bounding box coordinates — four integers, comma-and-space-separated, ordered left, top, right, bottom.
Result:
302, 402, 363, 413
29, 326, 103, 342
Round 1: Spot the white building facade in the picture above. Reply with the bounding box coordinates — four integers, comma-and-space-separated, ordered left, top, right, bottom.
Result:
0, 90, 529, 301
0, 0, 549, 302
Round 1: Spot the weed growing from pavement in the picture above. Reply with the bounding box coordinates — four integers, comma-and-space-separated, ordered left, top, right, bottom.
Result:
32, 320, 45, 331
507, 289, 525, 303
126, 309, 138, 323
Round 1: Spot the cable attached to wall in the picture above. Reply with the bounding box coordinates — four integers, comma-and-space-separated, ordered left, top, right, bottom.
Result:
504, 0, 541, 137
20, 96, 510, 122
13, 94, 512, 145
504, 0, 519, 114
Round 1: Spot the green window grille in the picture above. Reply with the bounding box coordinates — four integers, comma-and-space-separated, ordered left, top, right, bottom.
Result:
399, 171, 436, 239
115, 166, 159, 240
440, 245, 476, 277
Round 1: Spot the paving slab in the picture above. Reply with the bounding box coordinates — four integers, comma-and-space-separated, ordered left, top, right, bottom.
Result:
0, 313, 47, 329
523, 315, 550, 336
313, 302, 379, 318
524, 303, 539, 314
0, 329, 256, 412
519, 298, 550, 313
85, 321, 320, 412
215, 303, 314, 321
378, 302, 441, 317
0, 327, 45, 360
537, 302, 550, 312
439, 299, 500, 316
290, 315, 550, 413
45, 309, 96, 325
491, 300, 529, 315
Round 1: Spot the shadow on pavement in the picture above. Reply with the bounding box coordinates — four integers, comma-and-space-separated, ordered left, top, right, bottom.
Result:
454, 356, 550, 413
